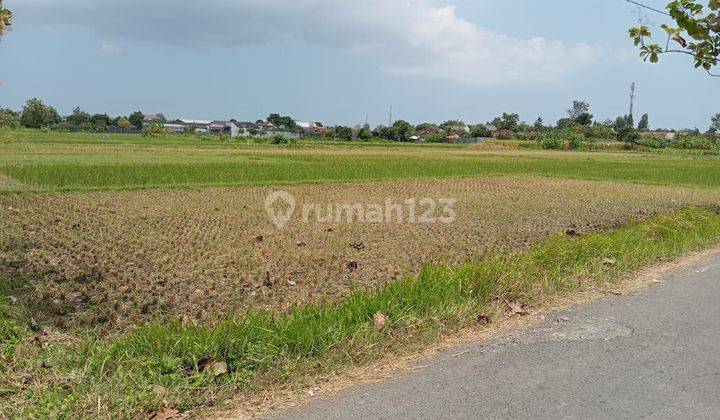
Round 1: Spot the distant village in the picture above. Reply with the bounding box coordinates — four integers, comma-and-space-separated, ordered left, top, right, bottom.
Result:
141, 113, 501, 143
3, 98, 719, 145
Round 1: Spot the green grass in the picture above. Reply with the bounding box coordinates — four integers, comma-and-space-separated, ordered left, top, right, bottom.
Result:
1, 130, 720, 191
3, 209, 720, 417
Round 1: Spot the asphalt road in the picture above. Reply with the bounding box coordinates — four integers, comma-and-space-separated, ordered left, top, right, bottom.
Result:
279, 252, 720, 419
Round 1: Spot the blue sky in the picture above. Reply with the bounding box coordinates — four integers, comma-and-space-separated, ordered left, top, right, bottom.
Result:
0, 0, 716, 129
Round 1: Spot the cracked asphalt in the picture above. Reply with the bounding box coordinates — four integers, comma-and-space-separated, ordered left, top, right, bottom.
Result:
279, 252, 720, 419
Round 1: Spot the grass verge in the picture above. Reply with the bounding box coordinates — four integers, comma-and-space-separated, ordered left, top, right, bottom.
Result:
2, 208, 720, 417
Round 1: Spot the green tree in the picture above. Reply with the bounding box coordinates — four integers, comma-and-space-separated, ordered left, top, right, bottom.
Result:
392, 120, 414, 142
0, 108, 19, 127
567, 100, 590, 119
128, 111, 144, 130
567, 100, 593, 125
116, 117, 133, 131
533, 117, 545, 132
20, 98, 60, 128
613, 114, 635, 132
356, 127, 372, 141
492, 113, 520, 131
628, 0, 719, 77
556, 118, 578, 130
90, 114, 111, 132
638, 113, 650, 131
334, 126, 353, 141
376, 125, 396, 141
0, 0, 11, 40
709, 113, 720, 132
617, 125, 640, 143
267, 113, 297, 130
470, 124, 491, 138
66, 107, 91, 128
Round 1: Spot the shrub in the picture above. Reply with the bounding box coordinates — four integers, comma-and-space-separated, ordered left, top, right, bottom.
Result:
616, 126, 639, 143
0, 108, 20, 128
271, 134, 297, 145
635, 137, 668, 149
538, 133, 562, 149
495, 129, 514, 140
424, 133, 444, 143
567, 132, 584, 149
143, 121, 170, 137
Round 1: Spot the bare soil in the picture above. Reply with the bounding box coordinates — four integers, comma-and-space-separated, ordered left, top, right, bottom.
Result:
2, 176, 719, 331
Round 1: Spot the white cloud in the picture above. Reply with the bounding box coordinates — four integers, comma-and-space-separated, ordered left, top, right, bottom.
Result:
18, 0, 604, 85
100, 43, 123, 54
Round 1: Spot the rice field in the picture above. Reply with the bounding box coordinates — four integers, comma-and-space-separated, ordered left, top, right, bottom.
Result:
2, 130, 720, 417
2, 130, 720, 191
2, 175, 720, 332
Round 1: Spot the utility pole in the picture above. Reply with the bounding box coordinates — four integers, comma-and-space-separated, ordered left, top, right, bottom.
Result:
389, 105, 393, 127
629, 82, 636, 118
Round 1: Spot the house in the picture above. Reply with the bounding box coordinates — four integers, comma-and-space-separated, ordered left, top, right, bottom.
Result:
208, 120, 240, 137
446, 134, 462, 143
235, 121, 261, 136
143, 113, 166, 123
484, 124, 499, 137
164, 119, 240, 136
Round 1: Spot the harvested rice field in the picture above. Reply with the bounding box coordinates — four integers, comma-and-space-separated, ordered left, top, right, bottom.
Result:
2, 175, 719, 331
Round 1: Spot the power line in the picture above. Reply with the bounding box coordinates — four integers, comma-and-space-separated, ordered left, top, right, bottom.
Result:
624, 0, 671, 17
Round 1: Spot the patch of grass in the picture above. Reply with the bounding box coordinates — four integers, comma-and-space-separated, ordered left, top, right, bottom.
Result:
3, 209, 720, 417
1, 130, 720, 191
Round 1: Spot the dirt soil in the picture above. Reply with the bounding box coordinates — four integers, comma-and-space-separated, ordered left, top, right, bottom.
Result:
1, 176, 719, 331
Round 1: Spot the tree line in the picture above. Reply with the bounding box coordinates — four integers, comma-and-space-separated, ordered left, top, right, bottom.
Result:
0, 98, 147, 132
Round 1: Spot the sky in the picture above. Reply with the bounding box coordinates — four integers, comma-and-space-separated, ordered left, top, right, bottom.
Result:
0, 0, 716, 129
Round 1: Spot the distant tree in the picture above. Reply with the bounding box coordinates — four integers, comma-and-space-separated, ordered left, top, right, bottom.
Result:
128, 111, 144, 130
116, 116, 133, 131
492, 113, 520, 131
613, 115, 635, 132
628, 0, 719, 77
617, 125, 640, 143
267, 113, 296, 130
533, 117, 545, 132
0, 0, 11, 40
439, 120, 465, 134
392, 120, 414, 142
89, 113, 111, 132
638, 113, 650, 131
415, 123, 438, 133
425, 133, 446, 143
143, 121, 170, 137
334, 126, 353, 141
626, 113, 635, 128
356, 127, 372, 141
65, 107, 91, 128
376, 125, 396, 141
267, 113, 282, 126
470, 124, 491, 138
709, 113, 720, 133
556, 118, 578, 130
0, 108, 19, 128
20, 98, 60, 128
567, 100, 590, 120
566, 100, 593, 125
574, 113, 594, 126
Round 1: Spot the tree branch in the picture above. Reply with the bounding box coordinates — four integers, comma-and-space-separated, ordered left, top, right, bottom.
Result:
624, 0, 671, 16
